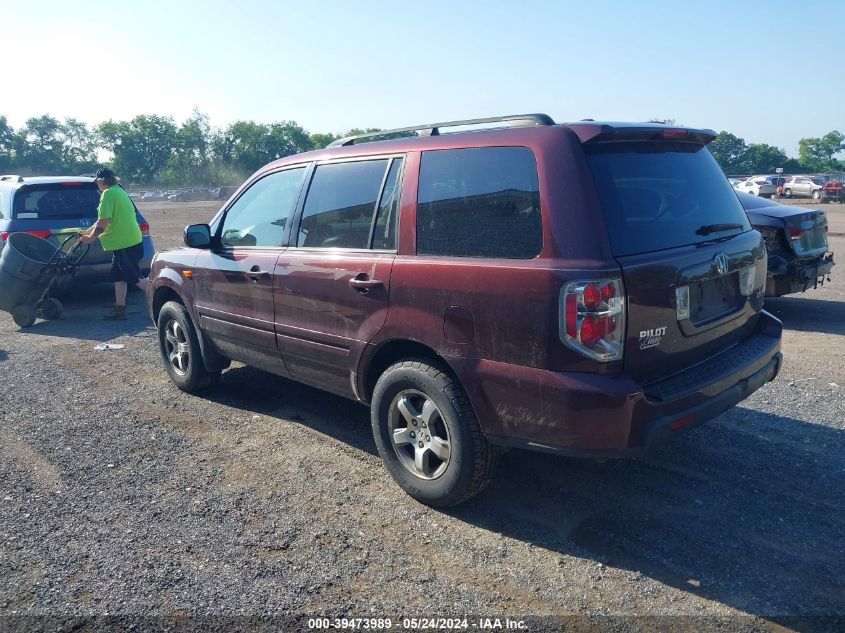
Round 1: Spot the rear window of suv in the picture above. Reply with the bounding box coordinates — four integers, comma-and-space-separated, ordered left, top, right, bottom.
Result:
13, 183, 101, 220
586, 141, 751, 257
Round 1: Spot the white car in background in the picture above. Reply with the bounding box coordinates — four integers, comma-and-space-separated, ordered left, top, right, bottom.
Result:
734, 177, 776, 198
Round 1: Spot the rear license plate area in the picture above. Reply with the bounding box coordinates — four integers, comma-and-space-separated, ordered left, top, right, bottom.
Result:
690, 273, 742, 325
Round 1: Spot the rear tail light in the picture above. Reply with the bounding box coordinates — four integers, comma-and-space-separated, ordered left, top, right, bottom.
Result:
739, 257, 768, 297
0, 229, 52, 241
560, 279, 625, 362
139, 222, 150, 236
661, 129, 689, 139
787, 227, 804, 241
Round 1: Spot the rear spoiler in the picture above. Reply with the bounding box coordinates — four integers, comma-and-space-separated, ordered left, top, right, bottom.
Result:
566, 122, 717, 145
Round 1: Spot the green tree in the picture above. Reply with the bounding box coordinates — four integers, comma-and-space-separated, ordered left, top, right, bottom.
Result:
310, 132, 339, 149
743, 143, 788, 174
708, 131, 749, 174
18, 115, 66, 174
161, 110, 214, 185
97, 115, 179, 184
212, 120, 313, 175
798, 131, 845, 171
61, 118, 98, 173
0, 116, 15, 172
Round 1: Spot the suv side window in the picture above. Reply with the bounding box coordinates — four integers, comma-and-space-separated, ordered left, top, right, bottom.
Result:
220, 167, 306, 248
0, 192, 5, 219
298, 159, 389, 249
371, 158, 402, 250
417, 147, 542, 258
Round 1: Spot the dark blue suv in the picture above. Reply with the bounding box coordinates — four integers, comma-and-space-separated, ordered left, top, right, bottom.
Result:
0, 175, 154, 284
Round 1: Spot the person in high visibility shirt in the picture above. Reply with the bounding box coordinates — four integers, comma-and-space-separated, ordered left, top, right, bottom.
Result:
78, 167, 151, 320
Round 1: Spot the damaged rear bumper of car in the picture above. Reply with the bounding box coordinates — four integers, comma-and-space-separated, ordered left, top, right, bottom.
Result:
766, 253, 835, 297
453, 311, 783, 459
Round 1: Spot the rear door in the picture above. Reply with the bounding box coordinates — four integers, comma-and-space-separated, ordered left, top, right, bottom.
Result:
274, 156, 402, 396
585, 140, 766, 387
193, 166, 308, 374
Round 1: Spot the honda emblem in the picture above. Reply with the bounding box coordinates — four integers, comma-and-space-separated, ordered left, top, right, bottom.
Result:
714, 253, 729, 275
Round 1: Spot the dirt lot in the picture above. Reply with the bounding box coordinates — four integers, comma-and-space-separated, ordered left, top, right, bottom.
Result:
0, 200, 843, 632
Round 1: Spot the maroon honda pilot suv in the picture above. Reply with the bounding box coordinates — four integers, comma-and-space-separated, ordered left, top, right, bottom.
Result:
148, 114, 783, 507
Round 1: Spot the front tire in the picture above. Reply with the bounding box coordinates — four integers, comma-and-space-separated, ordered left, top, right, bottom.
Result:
157, 301, 220, 392
784, 188, 792, 198
371, 359, 497, 507
812, 189, 821, 200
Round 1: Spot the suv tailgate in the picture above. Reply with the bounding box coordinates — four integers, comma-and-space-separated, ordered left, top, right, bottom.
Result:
585, 138, 767, 388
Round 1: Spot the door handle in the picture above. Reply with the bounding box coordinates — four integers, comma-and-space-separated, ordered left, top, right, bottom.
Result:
247, 266, 270, 280
349, 274, 384, 292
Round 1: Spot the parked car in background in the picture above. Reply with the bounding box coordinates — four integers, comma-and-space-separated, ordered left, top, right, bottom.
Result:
737, 191, 834, 296
782, 176, 826, 200
149, 115, 782, 506
168, 188, 206, 202
734, 177, 776, 197
821, 180, 844, 203
0, 175, 155, 284
141, 190, 166, 202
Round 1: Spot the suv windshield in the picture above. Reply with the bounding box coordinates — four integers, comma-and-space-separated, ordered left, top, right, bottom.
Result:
13, 183, 101, 220
585, 141, 751, 257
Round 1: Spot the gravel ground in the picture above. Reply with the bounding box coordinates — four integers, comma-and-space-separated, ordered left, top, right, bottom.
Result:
0, 201, 843, 632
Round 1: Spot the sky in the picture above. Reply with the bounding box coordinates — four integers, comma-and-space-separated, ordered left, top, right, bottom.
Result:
2, 0, 843, 158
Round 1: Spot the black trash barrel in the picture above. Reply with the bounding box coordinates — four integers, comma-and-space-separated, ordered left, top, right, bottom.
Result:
0, 232, 58, 312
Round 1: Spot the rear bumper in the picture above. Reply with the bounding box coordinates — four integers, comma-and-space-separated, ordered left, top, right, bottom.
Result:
450, 310, 783, 458
56, 237, 154, 285
766, 252, 834, 296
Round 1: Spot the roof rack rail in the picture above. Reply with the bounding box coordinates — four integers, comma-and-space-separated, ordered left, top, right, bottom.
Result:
327, 113, 555, 148
0, 175, 24, 183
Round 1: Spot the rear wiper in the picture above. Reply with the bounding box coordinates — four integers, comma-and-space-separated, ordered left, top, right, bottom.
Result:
695, 223, 744, 236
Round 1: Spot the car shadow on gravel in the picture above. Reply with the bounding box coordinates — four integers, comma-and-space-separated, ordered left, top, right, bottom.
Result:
448, 408, 845, 620
765, 295, 845, 335
203, 365, 377, 455
191, 365, 845, 620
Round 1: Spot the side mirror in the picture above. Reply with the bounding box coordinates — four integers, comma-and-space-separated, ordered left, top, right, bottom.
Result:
184, 224, 211, 248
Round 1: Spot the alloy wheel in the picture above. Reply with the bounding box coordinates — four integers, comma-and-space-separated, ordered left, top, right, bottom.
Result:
388, 389, 452, 480
164, 319, 190, 376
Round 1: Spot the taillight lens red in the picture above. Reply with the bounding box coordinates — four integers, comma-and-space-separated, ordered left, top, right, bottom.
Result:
139, 222, 150, 236
0, 229, 51, 241
788, 227, 804, 241
583, 283, 601, 309
560, 279, 625, 362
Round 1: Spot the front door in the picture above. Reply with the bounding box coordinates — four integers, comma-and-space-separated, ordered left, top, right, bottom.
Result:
193, 166, 309, 375
274, 156, 403, 396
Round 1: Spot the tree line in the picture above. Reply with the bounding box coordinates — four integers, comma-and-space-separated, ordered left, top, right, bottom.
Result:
1, 110, 843, 185
708, 130, 845, 175
0, 110, 385, 186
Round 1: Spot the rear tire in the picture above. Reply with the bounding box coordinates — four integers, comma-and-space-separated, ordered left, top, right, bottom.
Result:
157, 300, 221, 392
784, 188, 792, 198
371, 359, 497, 507
12, 305, 35, 328
36, 298, 62, 320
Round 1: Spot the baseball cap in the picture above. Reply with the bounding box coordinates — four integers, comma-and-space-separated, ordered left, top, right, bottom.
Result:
94, 167, 116, 180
